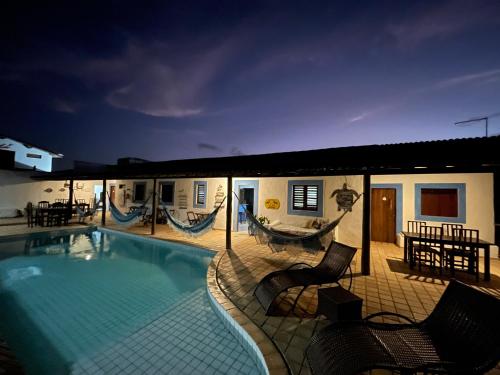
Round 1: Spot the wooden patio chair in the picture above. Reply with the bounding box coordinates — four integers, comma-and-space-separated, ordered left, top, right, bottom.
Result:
448, 228, 480, 281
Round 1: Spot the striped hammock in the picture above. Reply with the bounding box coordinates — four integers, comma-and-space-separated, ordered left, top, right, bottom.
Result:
75, 198, 100, 219
108, 194, 151, 226
163, 197, 226, 237
244, 194, 361, 253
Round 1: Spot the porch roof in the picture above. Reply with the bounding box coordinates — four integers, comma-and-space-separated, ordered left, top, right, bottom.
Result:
35, 135, 500, 180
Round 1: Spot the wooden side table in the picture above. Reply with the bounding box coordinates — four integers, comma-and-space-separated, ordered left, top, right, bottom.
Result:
317, 286, 363, 322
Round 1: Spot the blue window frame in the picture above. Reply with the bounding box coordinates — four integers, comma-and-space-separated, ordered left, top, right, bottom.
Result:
193, 181, 207, 209
160, 181, 175, 206
415, 183, 466, 223
133, 181, 147, 203
287, 180, 323, 217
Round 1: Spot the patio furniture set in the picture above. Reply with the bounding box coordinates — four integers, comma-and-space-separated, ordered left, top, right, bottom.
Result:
25, 199, 92, 227
253, 240, 500, 375
402, 220, 493, 281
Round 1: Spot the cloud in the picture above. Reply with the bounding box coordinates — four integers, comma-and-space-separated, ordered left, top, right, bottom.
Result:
52, 98, 79, 113
387, 0, 500, 48
433, 69, 500, 89
348, 113, 369, 124
198, 143, 222, 152
230, 147, 245, 156
80, 41, 237, 118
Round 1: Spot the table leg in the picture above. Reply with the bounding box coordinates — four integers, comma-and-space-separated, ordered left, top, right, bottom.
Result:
408, 238, 414, 269
484, 245, 490, 282
403, 236, 408, 263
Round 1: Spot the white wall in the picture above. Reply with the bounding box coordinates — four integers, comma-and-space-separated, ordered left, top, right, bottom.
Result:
252, 176, 364, 248
372, 173, 496, 248
109, 172, 495, 253
0, 170, 99, 214
111, 178, 228, 229
0, 138, 58, 172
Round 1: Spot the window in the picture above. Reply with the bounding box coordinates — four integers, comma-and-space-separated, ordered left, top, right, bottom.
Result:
26, 153, 42, 159
421, 189, 458, 217
287, 180, 323, 217
415, 183, 465, 223
193, 181, 207, 208
160, 181, 175, 205
293, 185, 318, 211
133, 181, 147, 202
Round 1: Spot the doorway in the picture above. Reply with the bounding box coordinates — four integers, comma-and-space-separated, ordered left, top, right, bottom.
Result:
109, 185, 116, 204
371, 188, 396, 243
233, 180, 259, 232
94, 185, 103, 209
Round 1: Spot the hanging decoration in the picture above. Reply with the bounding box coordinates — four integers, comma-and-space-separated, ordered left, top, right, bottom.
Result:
330, 180, 360, 212
264, 199, 280, 209
214, 185, 225, 208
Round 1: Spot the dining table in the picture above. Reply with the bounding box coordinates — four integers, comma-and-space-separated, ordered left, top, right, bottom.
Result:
401, 231, 493, 281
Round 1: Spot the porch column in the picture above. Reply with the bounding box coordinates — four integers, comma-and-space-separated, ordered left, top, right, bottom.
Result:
361, 173, 371, 275
68, 179, 74, 220
151, 178, 157, 235
102, 179, 107, 226
226, 176, 232, 250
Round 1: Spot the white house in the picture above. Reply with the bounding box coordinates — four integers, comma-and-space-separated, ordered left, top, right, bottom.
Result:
0, 135, 63, 172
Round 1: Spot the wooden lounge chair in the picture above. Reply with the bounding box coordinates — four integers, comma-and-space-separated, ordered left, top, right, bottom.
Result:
254, 241, 357, 315
306, 279, 500, 375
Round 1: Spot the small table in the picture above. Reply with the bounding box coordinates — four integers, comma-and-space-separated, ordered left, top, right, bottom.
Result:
317, 287, 363, 322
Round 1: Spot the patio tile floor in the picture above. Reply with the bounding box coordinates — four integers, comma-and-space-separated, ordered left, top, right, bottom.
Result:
2, 220, 499, 375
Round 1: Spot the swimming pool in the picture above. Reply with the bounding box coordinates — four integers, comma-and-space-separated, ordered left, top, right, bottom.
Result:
0, 228, 264, 374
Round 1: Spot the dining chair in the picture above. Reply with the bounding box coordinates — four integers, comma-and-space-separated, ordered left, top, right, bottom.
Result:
187, 211, 199, 225
37, 201, 50, 226
25, 202, 35, 227
441, 223, 463, 237
407, 220, 426, 233
412, 225, 443, 274
448, 228, 480, 281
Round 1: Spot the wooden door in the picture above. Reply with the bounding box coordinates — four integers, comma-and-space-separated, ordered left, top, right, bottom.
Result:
371, 188, 396, 243
110, 186, 116, 203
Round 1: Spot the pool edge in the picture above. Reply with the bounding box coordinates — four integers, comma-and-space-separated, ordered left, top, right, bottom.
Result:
207, 251, 289, 375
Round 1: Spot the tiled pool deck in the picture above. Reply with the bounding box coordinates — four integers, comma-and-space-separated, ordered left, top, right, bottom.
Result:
1, 221, 500, 374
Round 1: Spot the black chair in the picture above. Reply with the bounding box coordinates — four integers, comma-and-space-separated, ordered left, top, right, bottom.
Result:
448, 228, 480, 281
186, 211, 199, 225
306, 279, 500, 375
407, 220, 426, 233
36, 201, 50, 226
47, 202, 67, 227
441, 223, 463, 237
25, 202, 35, 227
412, 225, 443, 274
254, 241, 357, 315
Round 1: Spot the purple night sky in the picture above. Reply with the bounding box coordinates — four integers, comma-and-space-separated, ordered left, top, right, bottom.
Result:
1, 1, 500, 169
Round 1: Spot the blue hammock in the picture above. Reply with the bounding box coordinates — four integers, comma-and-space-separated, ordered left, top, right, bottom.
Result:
242, 194, 361, 253
75, 197, 100, 221
163, 197, 226, 237
108, 193, 151, 226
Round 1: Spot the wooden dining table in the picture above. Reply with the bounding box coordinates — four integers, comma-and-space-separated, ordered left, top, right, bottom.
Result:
401, 231, 493, 281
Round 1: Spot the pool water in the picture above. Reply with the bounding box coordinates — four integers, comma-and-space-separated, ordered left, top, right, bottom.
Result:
0, 228, 262, 374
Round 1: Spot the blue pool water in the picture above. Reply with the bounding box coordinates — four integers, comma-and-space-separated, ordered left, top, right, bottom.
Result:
0, 228, 262, 374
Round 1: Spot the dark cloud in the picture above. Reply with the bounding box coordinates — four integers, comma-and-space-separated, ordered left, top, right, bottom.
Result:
198, 143, 222, 152
230, 147, 245, 156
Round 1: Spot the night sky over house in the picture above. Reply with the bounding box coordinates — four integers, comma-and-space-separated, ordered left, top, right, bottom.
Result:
1, 1, 500, 170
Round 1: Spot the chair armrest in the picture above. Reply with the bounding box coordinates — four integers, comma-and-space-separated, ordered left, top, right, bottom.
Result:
364, 311, 417, 324
286, 262, 313, 270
